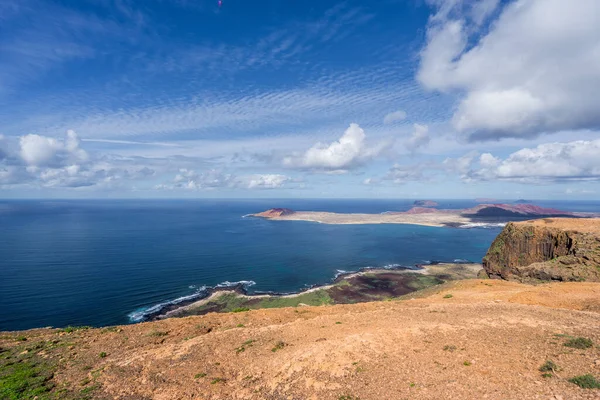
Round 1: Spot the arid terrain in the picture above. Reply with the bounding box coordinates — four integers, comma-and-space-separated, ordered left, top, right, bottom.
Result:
2, 279, 599, 399
251, 204, 585, 228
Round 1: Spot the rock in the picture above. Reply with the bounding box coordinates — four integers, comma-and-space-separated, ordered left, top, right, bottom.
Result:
476, 269, 490, 279
482, 219, 600, 282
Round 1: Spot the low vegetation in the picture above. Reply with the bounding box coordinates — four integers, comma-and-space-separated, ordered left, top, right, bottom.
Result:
271, 341, 286, 352
568, 374, 600, 389
61, 326, 91, 334
563, 337, 593, 349
539, 360, 559, 373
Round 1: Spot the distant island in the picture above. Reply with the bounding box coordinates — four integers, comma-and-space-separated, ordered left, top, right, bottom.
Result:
413, 200, 438, 207
251, 203, 589, 228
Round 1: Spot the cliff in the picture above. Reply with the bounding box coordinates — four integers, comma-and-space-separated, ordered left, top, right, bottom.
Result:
483, 218, 600, 282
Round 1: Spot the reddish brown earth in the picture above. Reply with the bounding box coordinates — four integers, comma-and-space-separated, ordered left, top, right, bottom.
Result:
483, 218, 600, 282
253, 208, 295, 218
2, 279, 599, 399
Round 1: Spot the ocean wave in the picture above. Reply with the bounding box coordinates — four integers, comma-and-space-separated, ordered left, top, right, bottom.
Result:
128, 285, 208, 323
128, 280, 256, 323
453, 259, 469, 263
334, 269, 354, 278
215, 280, 256, 288
459, 222, 507, 229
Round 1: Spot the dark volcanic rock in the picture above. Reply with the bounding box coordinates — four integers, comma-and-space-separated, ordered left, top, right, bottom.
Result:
483, 219, 600, 282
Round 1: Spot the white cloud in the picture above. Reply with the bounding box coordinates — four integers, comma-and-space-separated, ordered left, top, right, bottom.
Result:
453, 139, 600, 183
19, 130, 87, 167
418, 0, 600, 140
405, 124, 430, 152
1, 131, 159, 189
163, 169, 291, 190
384, 164, 425, 184
383, 110, 407, 125
245, 174, 289, 189
283, 123, 384, 172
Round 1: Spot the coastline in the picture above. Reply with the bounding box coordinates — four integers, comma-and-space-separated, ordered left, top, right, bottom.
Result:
148, 262, 483, 321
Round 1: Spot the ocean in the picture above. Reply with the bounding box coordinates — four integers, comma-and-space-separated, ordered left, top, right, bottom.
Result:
1, 199, 598, 331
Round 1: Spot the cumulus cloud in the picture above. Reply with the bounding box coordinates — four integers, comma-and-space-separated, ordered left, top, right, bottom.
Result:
161, 169, 291, 190
405, 124, 430, 152
383, 110, 407, 125
20, 130, 87, 167
418, 0, 600, 140
448, 140, 600, 183
283, 123, 384, 172
0, 131, 157, 189
244, 174, 289, 189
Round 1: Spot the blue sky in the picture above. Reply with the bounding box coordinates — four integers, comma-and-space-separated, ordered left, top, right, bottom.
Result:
1, 0, 599, 199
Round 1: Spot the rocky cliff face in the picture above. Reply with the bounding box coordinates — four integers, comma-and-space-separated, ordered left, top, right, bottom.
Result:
483, 218, 600, 282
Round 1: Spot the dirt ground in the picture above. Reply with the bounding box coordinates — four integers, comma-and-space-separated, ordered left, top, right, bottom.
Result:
518, 218, 600, 234
2, 279, 600, 399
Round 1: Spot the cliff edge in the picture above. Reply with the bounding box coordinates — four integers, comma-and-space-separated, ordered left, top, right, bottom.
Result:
483, 218, 600, 282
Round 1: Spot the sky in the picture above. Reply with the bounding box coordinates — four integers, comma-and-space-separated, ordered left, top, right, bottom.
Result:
0, 0, 599, 199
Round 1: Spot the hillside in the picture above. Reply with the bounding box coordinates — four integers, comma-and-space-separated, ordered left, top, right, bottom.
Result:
2, 279, 599, 399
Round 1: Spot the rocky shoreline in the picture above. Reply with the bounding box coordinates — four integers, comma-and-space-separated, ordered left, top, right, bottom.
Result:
148, 262, 483, 321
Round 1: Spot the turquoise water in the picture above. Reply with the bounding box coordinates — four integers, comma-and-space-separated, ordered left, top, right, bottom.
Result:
0, 199, 597, 331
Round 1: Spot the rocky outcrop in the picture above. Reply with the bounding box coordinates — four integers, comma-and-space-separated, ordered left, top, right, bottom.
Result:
253, 208, 295, 218
483, 218, 600, 282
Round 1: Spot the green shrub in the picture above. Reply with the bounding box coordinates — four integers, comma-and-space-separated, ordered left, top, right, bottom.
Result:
61, 326, 91, 333
271, 341, 286, 352
539, 360, 559, 372
99, 352, 107, 358
564, 337, 593, 349
232, 307, 250, 313
568, 374, 600, 389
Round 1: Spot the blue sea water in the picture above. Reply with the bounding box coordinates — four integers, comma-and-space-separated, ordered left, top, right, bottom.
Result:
0, 199, 598, 331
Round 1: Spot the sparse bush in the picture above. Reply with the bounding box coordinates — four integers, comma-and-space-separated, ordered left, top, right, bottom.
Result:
564, 337, 593, 349
62, 326, 91, 333
443, 345, 457, 352
463, 361, 471, 366
232, 307, 250, 313
99, 352, 107, 358
539, 360, 559, 373
147, 330, 169, 337
211, 377, 226, 384
443, 294, 453, 299
271, 341, 286, 352
568, 374, 600, 389
194, 373, 207, 379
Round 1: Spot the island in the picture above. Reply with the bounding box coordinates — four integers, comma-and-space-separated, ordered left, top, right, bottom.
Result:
413, 200, 438, 207
251, 203, 585, 228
